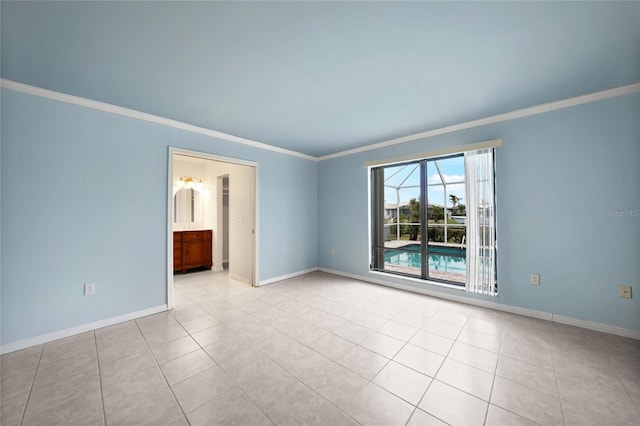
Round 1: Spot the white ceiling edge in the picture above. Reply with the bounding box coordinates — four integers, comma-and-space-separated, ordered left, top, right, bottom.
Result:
2, 78, 639, 163
318, 82, 640, 161
0, 78, 316, 161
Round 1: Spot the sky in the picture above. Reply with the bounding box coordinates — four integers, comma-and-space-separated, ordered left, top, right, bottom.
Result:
384, 156, 466, 209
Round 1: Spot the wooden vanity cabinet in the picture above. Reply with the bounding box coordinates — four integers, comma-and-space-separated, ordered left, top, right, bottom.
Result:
173, 232, 183, 271
173, 230, 212, 274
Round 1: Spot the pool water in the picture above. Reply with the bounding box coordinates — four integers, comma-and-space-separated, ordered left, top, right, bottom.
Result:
384, 244, 466, 274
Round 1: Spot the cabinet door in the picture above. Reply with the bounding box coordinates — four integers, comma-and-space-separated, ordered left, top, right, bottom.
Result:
173, 232, 182, 271
183, 231, 212, 269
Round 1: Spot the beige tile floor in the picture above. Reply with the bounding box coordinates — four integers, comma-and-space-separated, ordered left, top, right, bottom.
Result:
1, 270, 639, 425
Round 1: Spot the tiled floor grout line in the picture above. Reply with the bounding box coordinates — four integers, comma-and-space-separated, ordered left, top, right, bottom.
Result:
133, 318, 192, 426
353, 308, 460, 425
415, 318, 471, 426
92, 331, 108, 426
213, 300, 363, 424
395, 308, 438, 426
414, 315, 520, 425
603, 344, 640, 418
259, 348, 364, 426
169, 301, 282, 426
170, 271, 639, 425
197, 353, 278, 426
218, 280, 493, 417
271, 298, 492, 422
17, 344, 44, 426
393, 321, 427, 426
548, 338, 567, 426
482, 326, 505, 426
185, 292, 376, 425
495, 330, 569, 425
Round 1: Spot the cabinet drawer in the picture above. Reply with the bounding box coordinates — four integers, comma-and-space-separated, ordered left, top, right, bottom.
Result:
182, 231, 209, 242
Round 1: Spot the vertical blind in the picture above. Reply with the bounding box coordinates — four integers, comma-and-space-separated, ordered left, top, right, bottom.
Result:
464, 148, 497, 295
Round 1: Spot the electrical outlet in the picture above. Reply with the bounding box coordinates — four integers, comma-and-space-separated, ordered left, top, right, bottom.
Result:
331, 248, 336, 256
84, 283, 96, 296
618, 285, 632, 299
530, 273, 540, 285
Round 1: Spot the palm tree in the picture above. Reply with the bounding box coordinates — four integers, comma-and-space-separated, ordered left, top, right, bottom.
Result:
449, 194, 460, 208
449, 194, 464, 216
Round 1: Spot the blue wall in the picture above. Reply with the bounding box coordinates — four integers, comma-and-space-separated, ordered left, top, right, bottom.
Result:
319, 93, 640, 331
0, 89, 318, 345
1, 87, 638, 348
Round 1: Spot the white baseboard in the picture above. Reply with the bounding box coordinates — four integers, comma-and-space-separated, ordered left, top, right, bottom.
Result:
228, 272, 252, 285
318, 268, 639, 340
0, 304, 168, 355
552, 314, 640, 340
258, 267, 319, 286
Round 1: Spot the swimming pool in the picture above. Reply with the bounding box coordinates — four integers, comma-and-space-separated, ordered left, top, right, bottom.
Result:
384, 244, 466, 275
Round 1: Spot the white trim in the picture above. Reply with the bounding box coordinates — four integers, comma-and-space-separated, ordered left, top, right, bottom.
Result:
3, 78, 639, 163
364, 139, 502, 168
320, 82, 640, 161
252, 164, 260, 287
552, 314, 640, 341
550, 83, 640, 110
318, 268, 640, 340
228, 272, 251, 285
173, 148, 259, 168
0, 304, 168, 355
0, 78, 316, 161
167, 149, 175, 310
258, 267, 319, 286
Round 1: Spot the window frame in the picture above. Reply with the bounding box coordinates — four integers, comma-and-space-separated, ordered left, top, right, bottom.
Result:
368, 140, 500, 293
370, 153, 467, 286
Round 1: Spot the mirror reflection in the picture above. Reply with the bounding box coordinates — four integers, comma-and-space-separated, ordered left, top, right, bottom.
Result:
174, 188, 203, 224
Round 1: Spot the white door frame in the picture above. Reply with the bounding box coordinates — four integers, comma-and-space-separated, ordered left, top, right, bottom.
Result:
214, 174, 229, 272
167, 147, 259, 309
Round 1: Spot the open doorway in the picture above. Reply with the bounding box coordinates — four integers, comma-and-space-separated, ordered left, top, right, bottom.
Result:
167, 148, 258, 309
217, 175, 230, 271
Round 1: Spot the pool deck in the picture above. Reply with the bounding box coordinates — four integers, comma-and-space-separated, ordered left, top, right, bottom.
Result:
384, 240, 466, 250
384, 263, 465, 283
384, 240, 466, 283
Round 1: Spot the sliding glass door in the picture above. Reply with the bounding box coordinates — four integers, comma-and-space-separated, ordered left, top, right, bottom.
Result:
371, 154, 466, 285
371, 147, 497, 294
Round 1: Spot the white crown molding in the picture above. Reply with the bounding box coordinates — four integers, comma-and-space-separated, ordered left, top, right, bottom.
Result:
319, 82, 640, 161
3, 78, 638, 163
363, 138, 502, 168
0, 78, 317, 161
0, 304, 168, 355
318, 268, 640, 340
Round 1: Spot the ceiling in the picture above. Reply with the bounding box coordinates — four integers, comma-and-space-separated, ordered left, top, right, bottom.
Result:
2, 1, 639, 157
